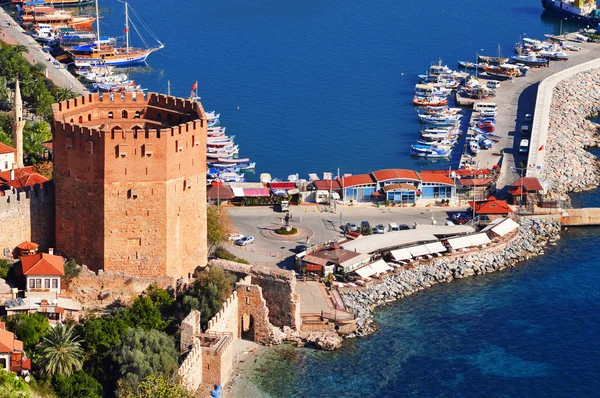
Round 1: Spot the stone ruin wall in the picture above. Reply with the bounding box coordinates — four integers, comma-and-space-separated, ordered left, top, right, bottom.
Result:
206, 291, 239, 336
210, 259, 301, 330
178, 338, 202, 392
0, 182, 55, 258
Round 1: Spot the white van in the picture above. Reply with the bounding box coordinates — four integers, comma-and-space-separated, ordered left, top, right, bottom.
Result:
473, 102, 498, 113
519, 139, 530, 153
387, 223, 400, 232
486, 80, 500, 89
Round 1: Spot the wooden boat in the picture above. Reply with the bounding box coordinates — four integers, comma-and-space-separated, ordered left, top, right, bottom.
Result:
478, 45, 509, 65
412, 96, 448, 107
481, 64, 519, 80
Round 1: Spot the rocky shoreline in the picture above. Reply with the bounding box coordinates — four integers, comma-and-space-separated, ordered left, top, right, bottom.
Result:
341, 218, 561, 337
544, 68, 600, 194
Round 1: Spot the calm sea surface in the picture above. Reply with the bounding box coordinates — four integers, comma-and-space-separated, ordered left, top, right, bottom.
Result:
77, 1, 599, 396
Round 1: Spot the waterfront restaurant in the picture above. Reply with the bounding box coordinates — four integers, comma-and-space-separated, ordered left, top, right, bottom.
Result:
468, 196, 513, 223
341, 174, 377, 203
372, 169, 420, 205
417, 171, 456, 204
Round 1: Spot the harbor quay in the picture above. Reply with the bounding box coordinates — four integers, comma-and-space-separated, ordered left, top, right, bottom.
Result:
0, 7, 88, 95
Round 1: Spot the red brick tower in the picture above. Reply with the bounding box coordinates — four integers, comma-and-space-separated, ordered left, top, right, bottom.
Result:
52, 92, 207, 278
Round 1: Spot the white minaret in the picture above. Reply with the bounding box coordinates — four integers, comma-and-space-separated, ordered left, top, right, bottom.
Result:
11, 74, 25, 168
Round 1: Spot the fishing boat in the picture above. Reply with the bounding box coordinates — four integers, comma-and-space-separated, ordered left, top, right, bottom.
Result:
412, 96, 448, 107
538, 48, 571, 60
511, 53, 549, 67
457, 61, 487, 71
468, 140, 480, 154
20, 5, 72, 25
541, 0, 600, 26
522, 37, 545, 51
478, 45, 510, 65
414, 84, 452, 98
410, 144, 452, 158
481, 64, 519, 80
70, 0, 164, 66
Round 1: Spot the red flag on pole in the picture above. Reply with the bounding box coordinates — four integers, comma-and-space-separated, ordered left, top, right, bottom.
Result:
538, 145, 544, 151
124, 28, 129, 33
190, 82, 197, 91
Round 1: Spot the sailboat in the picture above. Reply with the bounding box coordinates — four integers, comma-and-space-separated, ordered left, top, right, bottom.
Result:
69, 0, 164, 66
477, 45, 509, 66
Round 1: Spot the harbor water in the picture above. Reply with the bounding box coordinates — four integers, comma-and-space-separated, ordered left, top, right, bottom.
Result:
93, 0, 573, 179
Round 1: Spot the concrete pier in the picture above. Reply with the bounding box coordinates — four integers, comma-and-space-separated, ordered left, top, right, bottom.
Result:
0, 7, 88, 95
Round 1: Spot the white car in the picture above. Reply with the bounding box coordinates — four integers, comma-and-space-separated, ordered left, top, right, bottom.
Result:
524, 113, 533, 122
236, 236, 255, 246
228, 233, 244, 242
373, 224, 386, 234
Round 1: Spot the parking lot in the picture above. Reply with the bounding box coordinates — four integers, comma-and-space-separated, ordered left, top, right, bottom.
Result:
224, 204, 470, 267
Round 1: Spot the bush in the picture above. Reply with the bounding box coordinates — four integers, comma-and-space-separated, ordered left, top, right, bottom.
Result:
63, 259, 81, 283
213, 246, 249, 264
52, 371, 102, 398
275, 227, 298, 235
0, 258, 11, 280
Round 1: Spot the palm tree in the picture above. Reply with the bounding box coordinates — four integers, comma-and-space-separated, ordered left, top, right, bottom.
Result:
55, 86, 76, 102
37, 324, 84, 377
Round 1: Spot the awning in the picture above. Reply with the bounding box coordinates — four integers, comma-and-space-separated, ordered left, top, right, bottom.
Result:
446, 236, 471, 250
270, 182, 296, 189
390, 248, 412, 261
369, 259, 392, 274
243, 188, 270, 197
355, 265, 377, 279
424, 241, 447, 254
306, 264, 323, 272
407, 245, 429, 257
232, 187, 245, 197
287, 188, 300, 195
490, 218, 519, 237
303, 254, 329, 267
467, 233, 491, 246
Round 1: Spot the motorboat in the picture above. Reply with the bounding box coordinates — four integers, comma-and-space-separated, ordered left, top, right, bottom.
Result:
511, 54, 549, 67
412, 96, 448, 107
468, 140, 480, 154
410, 144, 452, 158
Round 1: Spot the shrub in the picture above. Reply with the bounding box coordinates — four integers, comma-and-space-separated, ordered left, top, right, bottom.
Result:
275, 227, 298, 235
213, 246, 249, 264
0, 258, 11, 280
63, 259, 81, 283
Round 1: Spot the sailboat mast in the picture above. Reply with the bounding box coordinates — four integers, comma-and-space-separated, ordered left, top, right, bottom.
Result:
95, 0, 101, 46
125, 2, 130, 53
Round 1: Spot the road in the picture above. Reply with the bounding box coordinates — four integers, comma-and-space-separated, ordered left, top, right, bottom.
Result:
0, 8, 89, 95
224, 204, 469, 268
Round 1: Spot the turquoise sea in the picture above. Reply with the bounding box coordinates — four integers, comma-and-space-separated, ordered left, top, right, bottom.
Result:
42, 1, 600, 396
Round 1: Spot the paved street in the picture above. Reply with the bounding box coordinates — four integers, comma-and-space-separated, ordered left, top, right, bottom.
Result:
224, 204, 469, 267
0, 8, 89, 95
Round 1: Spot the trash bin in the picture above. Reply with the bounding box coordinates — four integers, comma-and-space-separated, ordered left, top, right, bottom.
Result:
377, 203, 380, 208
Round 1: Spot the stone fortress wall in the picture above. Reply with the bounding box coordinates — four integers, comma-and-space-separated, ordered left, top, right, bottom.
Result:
0, 182, 55, 258
51, 92, 208, 278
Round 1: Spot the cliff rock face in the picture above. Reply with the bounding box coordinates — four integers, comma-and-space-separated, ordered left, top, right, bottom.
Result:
342, 218, 561, 336
305, 330, 343, 350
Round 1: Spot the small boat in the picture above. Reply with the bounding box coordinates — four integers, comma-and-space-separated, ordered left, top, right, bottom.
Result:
522, 38, 544, 51
410, 144, 452, 158
481, 64, 519, 80
538, 49, 570, 60
478, 54, 509, 66
457, 61, 486, 71
511, 54, 549, 67
468, 140, 480, 154
412, 96, 448, 107
414, 84, 452, 98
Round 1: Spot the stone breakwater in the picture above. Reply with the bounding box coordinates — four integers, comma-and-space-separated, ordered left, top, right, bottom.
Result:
341, 218, 561, 337
544, 68, 600, 194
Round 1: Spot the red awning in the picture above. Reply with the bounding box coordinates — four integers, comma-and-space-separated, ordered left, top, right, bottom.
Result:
270, 182, 296, 189
243, 188, 270, 197
306, 264, 323, 272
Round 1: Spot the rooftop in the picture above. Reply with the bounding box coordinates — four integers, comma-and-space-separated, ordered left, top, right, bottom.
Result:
468, 196, 513, 215
418, 171, 454, 185
372, 169, 420, 182
0, 142, 16, 155
19, 253, 65, 276
0, 166, 49, 193
511, 177, 544, 192
340, 174, 375, 188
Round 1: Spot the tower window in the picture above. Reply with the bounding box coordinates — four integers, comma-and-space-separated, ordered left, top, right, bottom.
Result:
108, 111, 113, 119
128, 188, 138, 199
143, 143, 153, 157
117, 144, 127, 157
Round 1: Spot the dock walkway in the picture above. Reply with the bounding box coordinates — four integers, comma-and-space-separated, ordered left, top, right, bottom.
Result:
458, 34, 600, 193
0, 8, 88, 95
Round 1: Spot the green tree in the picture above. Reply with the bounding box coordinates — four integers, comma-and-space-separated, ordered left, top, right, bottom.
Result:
0, 369, 29, 398
0, 258, 11, 280
146, 283, 174, 311
37, 324, 84, 377
207, 205, 229, 253
54, 86, 76, 102
117, 372, 190, 398
23, 121, 51, 157
121, 296, 166, 331
5, 313, 50, 355
51, 370, 102, 398
62, 259, 80, 283
109, 328, 179, 393
0, 76, 11, 111
0, 112, 13, 147
183, 267, 236, 327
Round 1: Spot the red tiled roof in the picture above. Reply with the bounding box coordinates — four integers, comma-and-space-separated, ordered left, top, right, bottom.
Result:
19, 253, 65, 276
313, 179, 342, 191
306, 264, 323, 272
372, 169, 420, 182
41, 141, 53, 151
22, 357, 31, 370
340, 174, 375, 188
0, 329, 16, 353
427, 169, 492, 177
0, 143, 16, 155
418, 171, 454, 185
17, 241, 39, 250
511, 177, 543, 192
468, 197, 513, 215
269, 182, 296, 190
206, 184, 235, 200
383, 183, 417, 192
0, 167, 49, 191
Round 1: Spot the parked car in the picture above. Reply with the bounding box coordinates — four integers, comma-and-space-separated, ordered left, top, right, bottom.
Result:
387, 223, 400, 232
294, 245, 308, 254
344, 222, 358, 232
398, 224, 411, 230
360, 221, 371, 234
524, 113, 533, 122
228, 233, 244, 242
373, 224, 386, 234
236, 236, 255, 246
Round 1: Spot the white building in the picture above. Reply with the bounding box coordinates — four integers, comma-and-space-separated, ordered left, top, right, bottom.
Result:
0, 143, 16, 172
